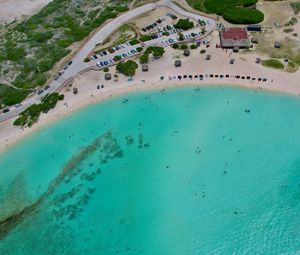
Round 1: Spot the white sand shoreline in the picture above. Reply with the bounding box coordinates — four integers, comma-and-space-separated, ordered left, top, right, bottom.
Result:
1, 78, 300, 156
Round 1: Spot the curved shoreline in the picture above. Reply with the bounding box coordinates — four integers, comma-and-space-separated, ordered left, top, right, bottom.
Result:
1, 79, 300, 156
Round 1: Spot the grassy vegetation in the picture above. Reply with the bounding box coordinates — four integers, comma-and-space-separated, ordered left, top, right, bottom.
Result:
0, 84, 30, 107
286, 61, 298, 73
255, 34, 300, 71
261, 59, 284, 70
0, 0, 130, 107
13, 93, 64, 127
186, 0, 264, 24
291, 2, 300, 14
140, 54, 149, 64
116, 60, 138, 76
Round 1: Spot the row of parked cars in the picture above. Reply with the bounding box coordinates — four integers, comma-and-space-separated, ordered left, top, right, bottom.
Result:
91, 41, 134, 62
141, 17, 166, 32
54, 60, 73, 81
96, 48, 139, 68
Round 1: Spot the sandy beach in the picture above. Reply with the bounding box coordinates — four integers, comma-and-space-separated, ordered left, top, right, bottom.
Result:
0, 31, 299, 154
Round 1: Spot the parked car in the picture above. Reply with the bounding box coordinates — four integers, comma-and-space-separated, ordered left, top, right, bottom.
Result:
2, 108, 9, 113
93, 54, 98, 59
68, 60, 73, 65
37, 89, 44, 95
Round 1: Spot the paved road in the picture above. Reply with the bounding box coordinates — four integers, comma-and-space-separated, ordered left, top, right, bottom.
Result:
0, 0, 216, 122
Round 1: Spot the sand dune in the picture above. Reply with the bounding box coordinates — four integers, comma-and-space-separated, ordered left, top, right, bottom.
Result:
0, 0, 52, 24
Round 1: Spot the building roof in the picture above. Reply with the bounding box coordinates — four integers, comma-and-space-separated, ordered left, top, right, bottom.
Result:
220, 28, 251, 48
221, 28, 248, 40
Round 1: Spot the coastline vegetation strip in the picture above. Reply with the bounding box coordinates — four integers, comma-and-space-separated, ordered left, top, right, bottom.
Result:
0, 0, 130, 107
186, 0, 264, 24
13, 93, 64, 127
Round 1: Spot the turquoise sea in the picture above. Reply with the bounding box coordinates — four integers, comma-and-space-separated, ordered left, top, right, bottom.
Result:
0, 86, 299, 254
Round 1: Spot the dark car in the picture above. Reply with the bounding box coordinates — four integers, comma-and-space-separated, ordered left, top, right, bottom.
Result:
102, 51, 107, 55
2, 108, 9, 113
93, 55, 98, 59
68, 60, 73, 65
44, 85, 50, 90
37, 89, 44, 95
142, 28, 147, 32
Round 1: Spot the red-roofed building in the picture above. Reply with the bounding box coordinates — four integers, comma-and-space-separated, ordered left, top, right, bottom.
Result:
220, 28, 251, 49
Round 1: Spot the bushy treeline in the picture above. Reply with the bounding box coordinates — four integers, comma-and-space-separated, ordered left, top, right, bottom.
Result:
13, 93, 64, 126
186, 0, 264, 24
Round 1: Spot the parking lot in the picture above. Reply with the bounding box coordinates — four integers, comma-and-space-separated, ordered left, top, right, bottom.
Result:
88, 21, 214, 70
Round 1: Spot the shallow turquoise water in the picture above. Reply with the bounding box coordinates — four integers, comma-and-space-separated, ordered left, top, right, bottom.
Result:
0, 86, 300, 254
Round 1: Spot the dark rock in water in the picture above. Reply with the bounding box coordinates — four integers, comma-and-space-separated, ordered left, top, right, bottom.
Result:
234, 211, 238, 215
125, 135, 134, 146
244, 108, 250, 113
223, 170, 228, 175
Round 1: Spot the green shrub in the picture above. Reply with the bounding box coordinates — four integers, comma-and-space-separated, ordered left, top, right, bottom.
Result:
190, 44, 198, 49
136, 47, 143, 52
200, 49, 206, 54
103, 67, 109, 72
140, 54, 149, 64
174, 18, 194, 30
140, 35, 152, 42
113, 55, 122, 61
116, 60, 138, 76
172, 43, 179, 49
129, 39, 140, 45
145, 46, 165, 58
181, 44, 188, 50
178, 33, 185, 41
